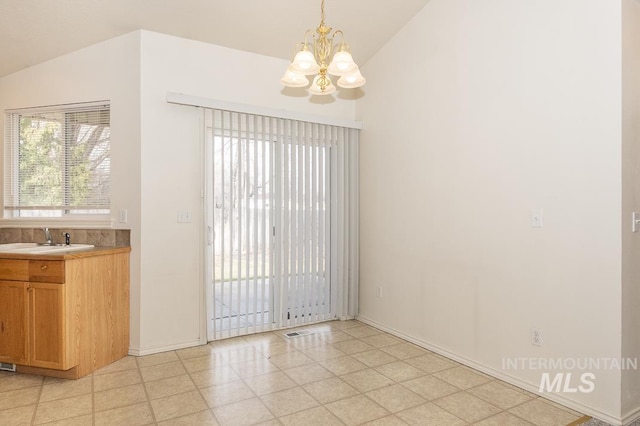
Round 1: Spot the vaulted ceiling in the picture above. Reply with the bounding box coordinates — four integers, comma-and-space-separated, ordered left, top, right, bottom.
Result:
0, 0, 430, 78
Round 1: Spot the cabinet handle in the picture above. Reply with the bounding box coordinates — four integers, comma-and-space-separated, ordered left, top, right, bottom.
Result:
40, 265, 48, 270
1, 322, 4, 333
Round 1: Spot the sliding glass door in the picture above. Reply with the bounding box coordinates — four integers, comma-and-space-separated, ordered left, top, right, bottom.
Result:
205, 110, 334, 340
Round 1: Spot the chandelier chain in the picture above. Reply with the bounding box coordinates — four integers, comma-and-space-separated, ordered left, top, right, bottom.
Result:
320, 0, 325, 25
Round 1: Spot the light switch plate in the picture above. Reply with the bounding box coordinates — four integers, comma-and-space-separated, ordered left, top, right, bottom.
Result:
118, 209, 128, 223
531, 208, 543, 228
633, 212, 640, 233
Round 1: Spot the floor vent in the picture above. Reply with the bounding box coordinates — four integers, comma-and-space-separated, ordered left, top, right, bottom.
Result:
283, 330, 314, 338
0, 363, 16, 372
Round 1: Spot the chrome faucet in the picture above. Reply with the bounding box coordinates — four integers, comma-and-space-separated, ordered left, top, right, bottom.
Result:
42, 227, 52, 245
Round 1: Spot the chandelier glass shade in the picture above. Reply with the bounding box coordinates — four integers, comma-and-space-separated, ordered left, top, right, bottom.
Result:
280, 0, 366, 96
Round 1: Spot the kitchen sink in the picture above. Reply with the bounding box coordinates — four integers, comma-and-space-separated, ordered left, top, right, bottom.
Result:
0, 243, 94, 254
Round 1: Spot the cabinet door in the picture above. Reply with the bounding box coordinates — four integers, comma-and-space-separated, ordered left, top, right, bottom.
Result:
0, 281, 28, 364
28, 282, 66, 369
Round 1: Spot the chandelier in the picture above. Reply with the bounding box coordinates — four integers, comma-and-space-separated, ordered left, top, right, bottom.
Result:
280, 0, 366, 96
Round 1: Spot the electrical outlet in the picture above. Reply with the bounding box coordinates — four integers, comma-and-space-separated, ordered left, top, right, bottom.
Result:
531, 328, 543, 346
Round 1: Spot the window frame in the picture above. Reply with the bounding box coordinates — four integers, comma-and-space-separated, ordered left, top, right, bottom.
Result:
3, 101, 112, 226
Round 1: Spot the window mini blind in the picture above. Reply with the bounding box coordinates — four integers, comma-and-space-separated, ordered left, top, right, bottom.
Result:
4, 101, 110, 217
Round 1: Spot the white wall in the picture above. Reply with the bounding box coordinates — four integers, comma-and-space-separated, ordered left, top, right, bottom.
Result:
136, 31, 356, 353
356, 0, 624, 421
0, 32, 143, 350
0, 29, 356, 356
622, 0, 640, 421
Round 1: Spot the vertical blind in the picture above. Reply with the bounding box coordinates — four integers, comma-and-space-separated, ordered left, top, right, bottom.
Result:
205, 108, 359, 340
4, 102, 110, 217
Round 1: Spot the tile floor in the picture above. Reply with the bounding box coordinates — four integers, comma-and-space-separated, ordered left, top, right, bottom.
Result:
0, 320, 592, 426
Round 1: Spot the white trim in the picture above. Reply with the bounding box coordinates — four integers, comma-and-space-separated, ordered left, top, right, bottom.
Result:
166, 92, 363, 130
623, 407, 640, 426
356, 315, 624, 426
128, 339, 204, 356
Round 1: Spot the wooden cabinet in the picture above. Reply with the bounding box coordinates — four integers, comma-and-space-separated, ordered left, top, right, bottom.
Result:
0, 248, 130, 379
0, 281, 28, 365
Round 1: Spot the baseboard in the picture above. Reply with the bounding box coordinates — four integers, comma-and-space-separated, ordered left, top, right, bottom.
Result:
622, 405, 640, 425
128, 339, 204, 356
356, 315, 624, 426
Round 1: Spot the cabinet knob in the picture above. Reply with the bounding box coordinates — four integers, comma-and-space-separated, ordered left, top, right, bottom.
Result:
40, 265, 48, 270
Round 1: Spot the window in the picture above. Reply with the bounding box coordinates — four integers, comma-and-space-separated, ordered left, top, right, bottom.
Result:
4, 101, 110, 218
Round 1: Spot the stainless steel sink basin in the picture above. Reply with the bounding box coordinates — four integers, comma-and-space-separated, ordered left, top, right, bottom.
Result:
0, 243, 94, 254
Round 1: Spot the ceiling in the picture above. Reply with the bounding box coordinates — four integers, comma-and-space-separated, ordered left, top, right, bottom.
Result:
0, 0, 430, 79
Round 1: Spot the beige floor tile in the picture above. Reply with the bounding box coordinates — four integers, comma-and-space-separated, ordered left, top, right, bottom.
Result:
158, 409, 219, 425
136, 350, 179, 368
380, 343, 429, 360
150, 389, 208, 422
319, 330, 354, 344
332, 339, 376, 355
342, 325, 382, 338
366, 384, 427, 413
396, 402, 466, 426
475, 411, 536, 426
189, 365, 241, 388
374, 361, 426, 382
352, 349, 398, 367
94, 402, 154, 426
200, 380, 256, 408
287, 335, 327, 350
182, 354, 224, 373
255, 420, 283, 426
34, 394, 92, 424
176, 344, 214, 360
213, 397, 274, 426
401, 375, 460, 400
404, 353, 458, 373
93, 368, 142, 392
468, 380, 534, 409
259, 387, 319, 417
329, 320, 363, 330
0, 386, 40, 411
140, 360, 187, 382
0, 373, 44, 393
39, 376, 93, 403
301, 345, 345, 361
268, 350, 315, 370
432, 366, 492, 389
363, 415, 410, 425
93, 356, 138, 375
433, 391, 501, 423
509, 399, 582, 426
145, 374, 196, 400
321, 355, 368, 375
280, 405, 344, 426
94, 383, 148, 412
341, 368, 395, 392
254, 341, 297, 357
222, 347, 262, 365
302, 377, 360, 404
44, 413, 94, 425
359, 334, 403, 348
230, 358, 279, 379
325, 394, 390, 426
0, 404, 36, 426
244, 371, 297, 396
243, 331, 286, 345
283, 363, 334, 385
209, 337, 251, 353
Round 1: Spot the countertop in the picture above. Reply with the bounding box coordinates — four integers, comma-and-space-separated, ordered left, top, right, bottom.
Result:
0, 246, 131, 261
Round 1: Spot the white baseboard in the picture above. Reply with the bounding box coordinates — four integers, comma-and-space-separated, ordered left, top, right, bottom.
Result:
356, 315, 625, 426
128, 339, 204, 356
622, 406, 640, 425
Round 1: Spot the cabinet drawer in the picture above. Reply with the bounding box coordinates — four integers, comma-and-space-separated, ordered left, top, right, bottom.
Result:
29, 261, 65, 283
0, 260, 29, 281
